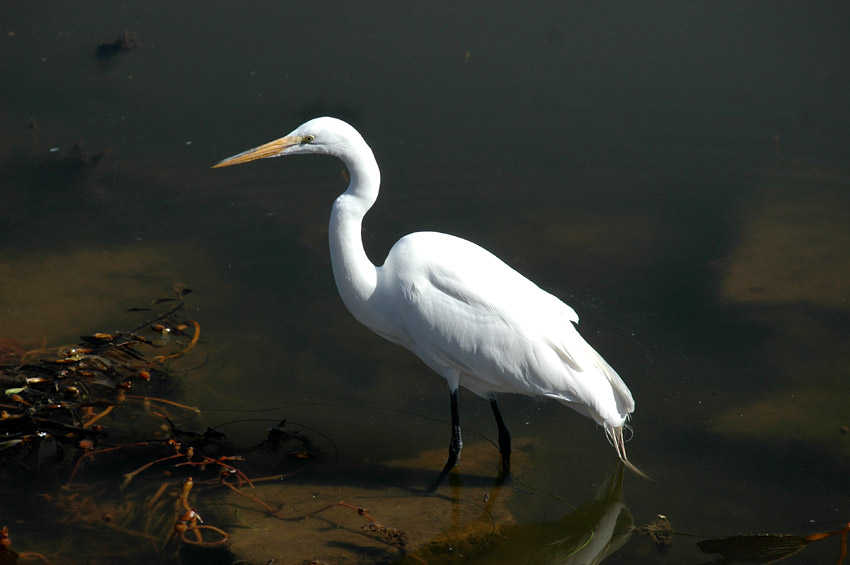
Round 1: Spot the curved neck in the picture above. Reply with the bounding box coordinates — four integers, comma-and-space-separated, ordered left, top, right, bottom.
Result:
328, 141, 383, 328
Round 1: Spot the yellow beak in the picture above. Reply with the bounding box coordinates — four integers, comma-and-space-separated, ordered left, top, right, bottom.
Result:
212, 135, 302, 168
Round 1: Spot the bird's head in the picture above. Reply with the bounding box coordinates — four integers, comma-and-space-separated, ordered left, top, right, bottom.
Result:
212, 117, 363, 168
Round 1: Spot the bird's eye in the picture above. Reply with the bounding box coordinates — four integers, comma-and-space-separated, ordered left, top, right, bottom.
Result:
302, 135, 315, 144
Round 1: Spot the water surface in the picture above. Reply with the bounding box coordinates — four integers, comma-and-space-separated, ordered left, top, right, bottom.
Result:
1, 3, 849, 563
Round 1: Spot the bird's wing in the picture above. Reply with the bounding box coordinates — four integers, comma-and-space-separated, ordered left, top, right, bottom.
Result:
383, 232, 633, 423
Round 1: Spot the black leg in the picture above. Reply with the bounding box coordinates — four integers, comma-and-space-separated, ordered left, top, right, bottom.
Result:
428, 389, 463, 492
490, 398, 511, 473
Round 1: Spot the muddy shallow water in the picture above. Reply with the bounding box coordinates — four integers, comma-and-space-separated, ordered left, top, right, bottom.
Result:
1, 3, 849, 563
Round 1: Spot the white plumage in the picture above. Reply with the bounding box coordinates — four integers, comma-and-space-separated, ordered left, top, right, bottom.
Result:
214, 117, 643, 481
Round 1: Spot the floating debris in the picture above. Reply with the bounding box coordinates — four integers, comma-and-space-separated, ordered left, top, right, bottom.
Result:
698, 533, 808, 564
0, 293, 408, 563
634, 514, 673, 549
0, 525, 50, 564
64, 140, 113, 170
697, 521, 850, 565
362, 521, 409, 551
96, 31, 139, 59
1, 296, 198, 472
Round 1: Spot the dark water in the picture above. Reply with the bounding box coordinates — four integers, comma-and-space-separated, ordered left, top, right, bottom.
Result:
2, 2, 849, 563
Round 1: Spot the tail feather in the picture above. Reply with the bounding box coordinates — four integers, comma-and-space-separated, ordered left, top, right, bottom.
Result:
606, 423, 651, 480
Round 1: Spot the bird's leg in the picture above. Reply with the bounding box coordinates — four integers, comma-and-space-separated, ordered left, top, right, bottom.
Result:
448, 388, 463, 464
490, 399, 511, 474
428, 389, 462, 492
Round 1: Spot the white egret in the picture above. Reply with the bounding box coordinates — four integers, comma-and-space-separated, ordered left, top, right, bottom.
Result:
213, 117, 644, 482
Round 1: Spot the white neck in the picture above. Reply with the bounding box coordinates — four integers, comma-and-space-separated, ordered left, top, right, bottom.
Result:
328, 139, 384, 331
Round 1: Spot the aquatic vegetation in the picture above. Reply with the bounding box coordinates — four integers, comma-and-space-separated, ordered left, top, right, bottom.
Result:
0, 292, 199, 463
0, 294, 408, 563
2, 293, 844, 563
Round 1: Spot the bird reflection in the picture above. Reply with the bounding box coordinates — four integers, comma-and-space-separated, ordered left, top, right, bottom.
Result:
403, 463, 632, 564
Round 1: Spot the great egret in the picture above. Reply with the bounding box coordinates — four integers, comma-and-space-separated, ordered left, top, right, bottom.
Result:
213, 117, 644, 481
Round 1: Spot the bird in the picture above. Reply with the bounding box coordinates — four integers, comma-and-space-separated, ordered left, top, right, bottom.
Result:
213, 117, 644, 483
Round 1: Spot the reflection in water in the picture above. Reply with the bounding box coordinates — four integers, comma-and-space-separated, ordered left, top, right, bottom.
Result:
402, 463, 632, 564
501, 465, 633, 565
2, 2, 849, 563
205, 432, 634, 563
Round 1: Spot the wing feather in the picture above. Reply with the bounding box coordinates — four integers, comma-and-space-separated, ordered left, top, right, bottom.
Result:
379, 232, 634, 426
